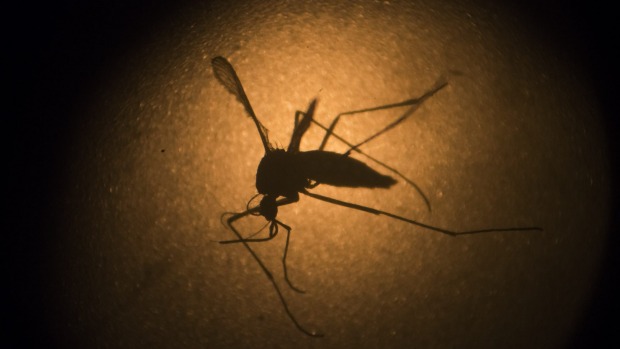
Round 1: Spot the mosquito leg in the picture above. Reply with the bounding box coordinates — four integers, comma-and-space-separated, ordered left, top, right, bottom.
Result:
219, 230, 278, 244
272, 219, 306, 294
306, 79, 447, 212
345, 82, 448, 154
224, 216, 305, 293
221, 207, 323, 337
219, 210, 278, 244
223, 219, 304, 293
302, 189, 542, 236
318, 78, 447, 152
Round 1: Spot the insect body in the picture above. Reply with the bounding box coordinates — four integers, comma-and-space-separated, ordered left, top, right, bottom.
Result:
211, 56, 541, 337
257, 149, 397, 216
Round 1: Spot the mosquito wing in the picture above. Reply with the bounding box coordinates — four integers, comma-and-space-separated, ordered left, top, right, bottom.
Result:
287, 99, 317, 154
211, 56, 272, 153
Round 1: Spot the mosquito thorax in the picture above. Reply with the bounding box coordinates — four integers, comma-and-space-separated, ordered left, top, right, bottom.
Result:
256, 149, 308, 198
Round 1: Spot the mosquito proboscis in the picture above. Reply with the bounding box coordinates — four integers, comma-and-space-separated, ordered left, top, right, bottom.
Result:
211, 56, 542, 337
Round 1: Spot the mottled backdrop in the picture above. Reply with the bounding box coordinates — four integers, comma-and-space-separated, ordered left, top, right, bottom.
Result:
9, 1, 616, 348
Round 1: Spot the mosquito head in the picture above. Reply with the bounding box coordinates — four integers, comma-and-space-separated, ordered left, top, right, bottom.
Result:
259, 195, 278, 221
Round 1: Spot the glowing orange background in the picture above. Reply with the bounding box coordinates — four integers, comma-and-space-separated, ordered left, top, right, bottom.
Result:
34, 1, 611, 348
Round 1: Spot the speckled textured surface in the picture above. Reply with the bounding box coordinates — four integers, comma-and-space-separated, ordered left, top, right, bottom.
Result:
17, 1, 611, 348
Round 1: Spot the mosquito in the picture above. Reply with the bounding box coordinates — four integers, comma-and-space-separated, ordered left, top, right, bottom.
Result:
211, 56, 542, 337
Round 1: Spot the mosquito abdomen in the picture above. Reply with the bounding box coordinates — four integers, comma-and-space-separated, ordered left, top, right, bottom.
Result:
296, 150, 396, 188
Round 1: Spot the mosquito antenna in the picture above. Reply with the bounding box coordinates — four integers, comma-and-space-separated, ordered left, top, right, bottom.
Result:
211, 56, 272, 153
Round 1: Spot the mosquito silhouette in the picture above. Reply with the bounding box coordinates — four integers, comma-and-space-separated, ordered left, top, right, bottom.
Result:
211, 56, 542, 337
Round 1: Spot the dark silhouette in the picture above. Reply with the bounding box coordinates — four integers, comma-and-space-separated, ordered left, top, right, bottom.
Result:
212, 56, 542, 337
